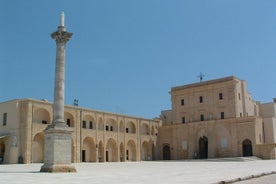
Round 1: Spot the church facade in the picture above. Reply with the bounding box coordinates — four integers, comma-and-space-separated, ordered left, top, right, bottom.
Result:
157, 76, 276, 160
1, 76, 276, 164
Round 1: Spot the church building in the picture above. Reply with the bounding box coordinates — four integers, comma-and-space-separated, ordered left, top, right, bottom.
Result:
157, 76, 276, 160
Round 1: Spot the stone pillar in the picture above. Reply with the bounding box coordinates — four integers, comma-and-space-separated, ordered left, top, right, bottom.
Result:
40, 12, 76, 172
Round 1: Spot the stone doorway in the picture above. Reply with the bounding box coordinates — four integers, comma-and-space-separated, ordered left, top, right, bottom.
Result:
82, 150, 86, 162
163, 144, 171, 160
199, 136, 208, 159
0, 142, 5, 164
242, 139, 253, 157
106, 150, 109, 162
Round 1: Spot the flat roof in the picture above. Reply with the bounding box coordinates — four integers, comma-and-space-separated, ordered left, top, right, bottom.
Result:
171, 76, 241, 91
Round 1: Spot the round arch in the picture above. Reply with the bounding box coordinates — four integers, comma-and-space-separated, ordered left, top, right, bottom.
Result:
33, 108, 51, 124
242, 139, 253, 157
141, 124, 149, 135
64, 112, 75, 127
83, 114, 95, 129
199, 136, 208, 159
82, 137, 96, 162
126, 140, 137, 161
106, 118, 117, 132
106, 138, 118, 162
163, 144, 171, 160
32, 132, 44, 163
141, 141, 150, 161
126, 121, 136, 133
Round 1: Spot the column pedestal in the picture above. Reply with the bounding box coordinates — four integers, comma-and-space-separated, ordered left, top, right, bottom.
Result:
40, 125, 76, 172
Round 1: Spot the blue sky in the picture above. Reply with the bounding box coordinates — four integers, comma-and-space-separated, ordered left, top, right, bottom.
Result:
1, 1, 276, 118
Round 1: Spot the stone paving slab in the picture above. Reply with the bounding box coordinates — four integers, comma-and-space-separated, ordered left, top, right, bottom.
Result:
235, 174, 276, 184
0, 160, 276, 184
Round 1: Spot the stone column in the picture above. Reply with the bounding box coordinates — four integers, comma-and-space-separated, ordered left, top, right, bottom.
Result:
40, 12, 76, 172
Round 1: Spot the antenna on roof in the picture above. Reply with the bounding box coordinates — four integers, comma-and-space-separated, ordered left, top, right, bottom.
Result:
197, 72, 205, 82
73, 99, 79, 107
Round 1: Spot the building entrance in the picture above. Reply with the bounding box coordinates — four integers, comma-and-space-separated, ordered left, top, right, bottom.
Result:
242, 139, 253, 157
199, 136, 208, 159
0, 142, 5, 164
163, 144, 171, 160
82, 150, 86, 162
106, 151, 109, 162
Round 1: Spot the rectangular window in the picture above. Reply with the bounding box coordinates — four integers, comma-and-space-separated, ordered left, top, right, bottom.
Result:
82, 121, 86, 128
181, 99, 185, 106
221, 112, 225, 119
67, 119, 71, 127
126, 128, 129, 133
3, 113, 7, 126
200, 114, 204, 121
89, 121, 93, 129
219, 93, 223, 100
106, 125, 109, 131
238, 93, 241, 100
240, 113, 242, 117
110, 126, 113, 131
182, 117, 185, 124
42, 120, 48, 124
199, 96, 203, 103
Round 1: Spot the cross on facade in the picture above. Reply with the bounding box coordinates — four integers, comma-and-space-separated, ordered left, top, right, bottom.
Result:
198, 72, 205, 82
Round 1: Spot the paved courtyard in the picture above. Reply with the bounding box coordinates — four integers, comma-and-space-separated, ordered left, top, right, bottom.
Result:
1, 159, 276, 184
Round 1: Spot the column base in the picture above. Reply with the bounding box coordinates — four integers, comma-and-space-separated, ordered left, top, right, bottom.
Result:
40, 125, 76, 173
40, 163, 76, 172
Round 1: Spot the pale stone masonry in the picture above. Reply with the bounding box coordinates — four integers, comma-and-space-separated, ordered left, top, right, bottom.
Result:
1, 76, 276, 164
40, 12, 76, 172
0, 98, 160, 164
157, 76, 276, 160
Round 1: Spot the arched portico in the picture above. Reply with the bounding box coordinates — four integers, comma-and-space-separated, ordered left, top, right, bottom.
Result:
126, 140, 136, 161
126, 122, 136, 133
82, 137, 96, 162
141, 124, 149, 135
64, 112, 75, 127
106, 138, 118, 162
141, 141, 150, 161
106, 118, 117, 132
33, 108, 51, 124
32, 132, 44, 163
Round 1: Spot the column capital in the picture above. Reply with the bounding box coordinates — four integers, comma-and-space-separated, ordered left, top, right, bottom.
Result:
51, 29, 72, 44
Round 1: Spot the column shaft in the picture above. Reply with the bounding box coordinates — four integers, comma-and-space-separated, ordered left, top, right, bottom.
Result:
53, 42, 66, 124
